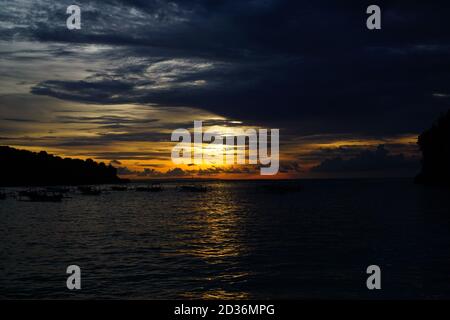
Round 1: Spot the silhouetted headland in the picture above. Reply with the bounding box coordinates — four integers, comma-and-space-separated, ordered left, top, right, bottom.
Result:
415, 110, 450, 187
0, 146, 126, 187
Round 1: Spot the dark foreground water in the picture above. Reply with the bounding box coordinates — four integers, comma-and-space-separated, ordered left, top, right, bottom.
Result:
1, 179, 450, 299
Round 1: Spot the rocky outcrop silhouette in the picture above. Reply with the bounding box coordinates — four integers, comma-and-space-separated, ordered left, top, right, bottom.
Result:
0, 146, 125, 186
415, 110, 450, 186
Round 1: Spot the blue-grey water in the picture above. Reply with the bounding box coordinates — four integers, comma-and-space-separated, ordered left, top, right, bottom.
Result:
1, 179, 450, 299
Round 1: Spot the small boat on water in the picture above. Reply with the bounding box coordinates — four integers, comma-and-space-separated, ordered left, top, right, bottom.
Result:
111, 186, 128, 191
178, 185, 209, 193
18, 190, 63, 202
135, 184, 163, 192
28, 193, 63, 202
78, 186, 102, 196
46, 186, 71, 194
18, 190, 40, 197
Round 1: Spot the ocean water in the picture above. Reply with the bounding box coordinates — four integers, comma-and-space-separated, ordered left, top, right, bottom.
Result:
1, 179, 450, 299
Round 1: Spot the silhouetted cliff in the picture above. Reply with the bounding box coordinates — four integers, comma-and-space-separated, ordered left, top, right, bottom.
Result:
0, 146, 124, 186
415, 110, 450, 186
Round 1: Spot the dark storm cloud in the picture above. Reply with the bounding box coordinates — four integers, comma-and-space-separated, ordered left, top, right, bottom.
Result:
311, 144, 419, 173
117, 167, 187, 177
279, 161, 302, 174
5, 0, 450, 135
2, 118, 40, 123
32, 79, 135, 103
55, 115, 159, 125
51, 130, 170, 147
81, 151, 169, 160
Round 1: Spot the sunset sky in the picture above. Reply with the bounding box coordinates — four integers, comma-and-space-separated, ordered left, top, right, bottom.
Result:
1, 0, 449, 179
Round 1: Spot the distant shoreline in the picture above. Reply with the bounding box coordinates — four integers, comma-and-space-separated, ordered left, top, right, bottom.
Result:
0, 146, 126, 187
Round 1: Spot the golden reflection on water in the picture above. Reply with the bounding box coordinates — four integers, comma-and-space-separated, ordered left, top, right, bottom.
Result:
181, 289, 250, 300
181, 187, 246, 259
178, 184, 251, 299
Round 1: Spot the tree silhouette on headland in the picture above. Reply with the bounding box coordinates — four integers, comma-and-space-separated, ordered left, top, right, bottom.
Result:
0, 146, 125, 187
415, 110, 450, 186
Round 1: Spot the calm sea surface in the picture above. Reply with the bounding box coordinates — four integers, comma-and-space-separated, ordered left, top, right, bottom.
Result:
1, 179, 450, 299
